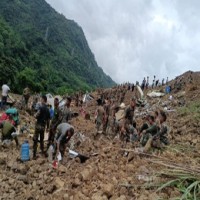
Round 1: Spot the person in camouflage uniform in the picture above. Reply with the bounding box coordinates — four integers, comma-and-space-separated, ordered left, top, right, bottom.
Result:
103, 99, 111, 134
152, 111, 169, 147
47, 97, 62, 150
144, 111, 169, 151
33, 95, 50, 159
95, 98, 105, 135
140, 115, 158, 146
61, 97, 72, 123
22, 87, 31, 109
108, 100, 119, 136
120, 97, 136, 141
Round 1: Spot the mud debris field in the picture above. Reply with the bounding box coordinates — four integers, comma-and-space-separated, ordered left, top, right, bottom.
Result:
0, 71, 200, 200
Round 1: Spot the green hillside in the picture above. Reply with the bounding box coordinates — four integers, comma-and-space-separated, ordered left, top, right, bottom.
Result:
0, 0, 115, 94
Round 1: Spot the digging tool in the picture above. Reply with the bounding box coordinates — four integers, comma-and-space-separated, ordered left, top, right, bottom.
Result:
69, 149, 89, 163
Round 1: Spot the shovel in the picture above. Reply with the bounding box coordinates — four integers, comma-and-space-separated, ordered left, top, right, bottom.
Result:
69, 149, 89, 163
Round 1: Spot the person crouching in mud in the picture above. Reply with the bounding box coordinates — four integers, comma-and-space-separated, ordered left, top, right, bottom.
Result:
0, 120, 19, 147
54, 123, 74, 158
144, 111, 169, 152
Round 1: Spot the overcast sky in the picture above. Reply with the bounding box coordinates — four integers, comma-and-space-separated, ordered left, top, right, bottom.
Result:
46, 0, 200, 84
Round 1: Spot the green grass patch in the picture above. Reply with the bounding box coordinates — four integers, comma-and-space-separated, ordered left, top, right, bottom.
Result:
157, 170, 200, 200
178, 101, 200, 120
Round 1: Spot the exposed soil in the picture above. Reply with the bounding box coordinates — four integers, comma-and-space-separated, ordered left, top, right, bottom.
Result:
0, 71, 200, 200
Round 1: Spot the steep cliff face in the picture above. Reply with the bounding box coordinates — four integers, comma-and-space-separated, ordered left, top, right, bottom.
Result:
0, 0, 115, 94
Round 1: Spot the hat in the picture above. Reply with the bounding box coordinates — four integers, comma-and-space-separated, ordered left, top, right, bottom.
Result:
120, 103, 126, 109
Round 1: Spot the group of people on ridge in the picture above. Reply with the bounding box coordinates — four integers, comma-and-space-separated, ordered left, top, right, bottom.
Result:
95, 84, 169, 151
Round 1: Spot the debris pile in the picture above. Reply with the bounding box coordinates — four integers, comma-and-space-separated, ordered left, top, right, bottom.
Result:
0, 71, 200, 199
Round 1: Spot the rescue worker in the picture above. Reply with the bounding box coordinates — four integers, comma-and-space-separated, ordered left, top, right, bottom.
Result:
140, 115, 157, 146
103, 99, 111, 134
95, 98, 105, 136
33, 95, 50, 159
120, 97, 136, 141
144, 111, 169, 152
47, 98, 62, 150
0, 121, 19, 147
22, 87, 31, 109
61, 97, 72, 123
54, 123, 74, 158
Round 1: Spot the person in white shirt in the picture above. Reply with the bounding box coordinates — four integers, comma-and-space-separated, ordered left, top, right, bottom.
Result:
1, 84, 10, 109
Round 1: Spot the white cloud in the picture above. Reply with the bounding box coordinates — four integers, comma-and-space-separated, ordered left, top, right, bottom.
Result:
45, 0, 200, 84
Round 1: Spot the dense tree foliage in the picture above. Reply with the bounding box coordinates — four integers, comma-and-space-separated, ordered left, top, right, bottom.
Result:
0, 0, 115, 94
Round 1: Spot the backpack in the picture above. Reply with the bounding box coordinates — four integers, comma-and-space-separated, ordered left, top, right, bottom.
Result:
5, 108, 20, 126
